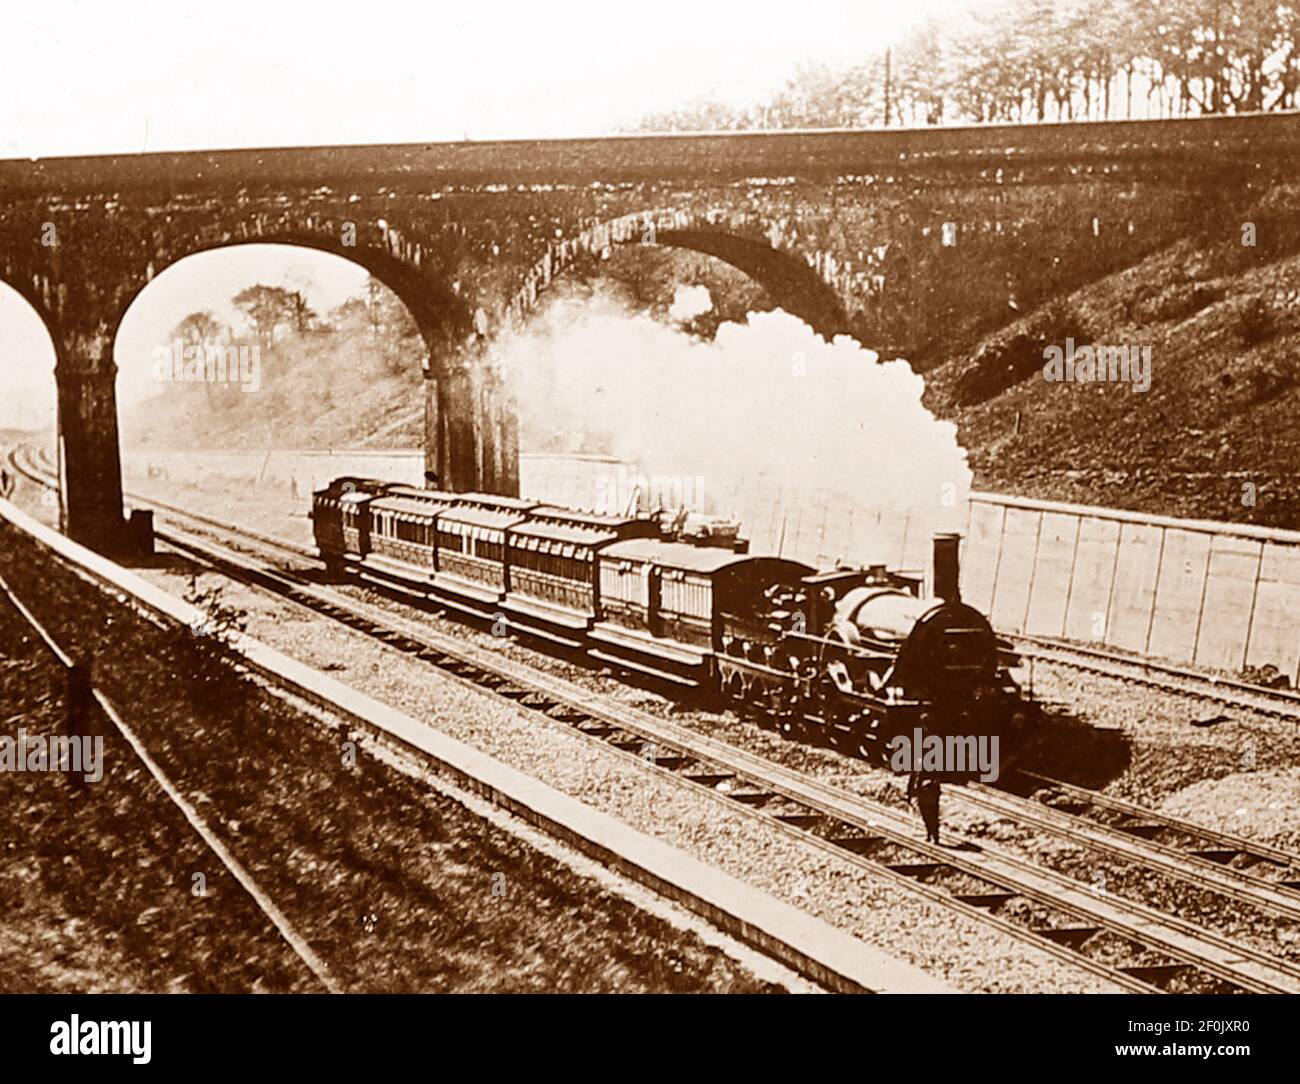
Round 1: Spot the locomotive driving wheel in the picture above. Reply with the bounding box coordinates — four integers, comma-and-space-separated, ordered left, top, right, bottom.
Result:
825, 721, 854, 752
850, 713, 880, 762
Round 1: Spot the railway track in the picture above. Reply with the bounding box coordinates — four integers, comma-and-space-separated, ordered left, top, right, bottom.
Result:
0, 564, 342, 993
11, 443, 1300, 994
1014, 634, 1300, 723
961, 777, 1300, 922
26, 444, 1300, 720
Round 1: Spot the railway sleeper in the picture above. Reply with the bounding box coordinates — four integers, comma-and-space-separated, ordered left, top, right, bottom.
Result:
1033, 925, 1101, 950
1118, 963, 1196, 988
775, 812, 824, 830
683, 772, 735, 788
1115, 823, 1166, 840
1191, 849, 1241, 865
828, 834, 891, 858
728, 790, 776, 807
888, 862, 945, 880
956, 892, 1017, 911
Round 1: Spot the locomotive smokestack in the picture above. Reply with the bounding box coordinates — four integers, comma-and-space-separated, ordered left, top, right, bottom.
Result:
933, 532, 961, 601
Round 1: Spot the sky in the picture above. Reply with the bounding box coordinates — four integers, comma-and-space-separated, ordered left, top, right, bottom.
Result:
0, 0, 975, 428
2, 0, 975, 158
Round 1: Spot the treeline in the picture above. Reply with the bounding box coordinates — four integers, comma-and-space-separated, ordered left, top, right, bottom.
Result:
169, 278, 418, 356
636, 0, 1300, 131
126, 275, 425, 448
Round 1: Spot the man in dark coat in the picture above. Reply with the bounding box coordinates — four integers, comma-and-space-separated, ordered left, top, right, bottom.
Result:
908, 771, 943, 845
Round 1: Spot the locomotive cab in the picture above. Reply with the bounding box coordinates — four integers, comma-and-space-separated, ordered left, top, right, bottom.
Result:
801, 565, 921, 635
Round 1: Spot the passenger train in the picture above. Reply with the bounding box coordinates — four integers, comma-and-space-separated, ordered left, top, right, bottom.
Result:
312, 477, 1039, 769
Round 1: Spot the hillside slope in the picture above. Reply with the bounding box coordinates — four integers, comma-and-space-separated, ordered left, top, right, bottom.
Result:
123, 327, 425, 452
923, 184, 1300, 528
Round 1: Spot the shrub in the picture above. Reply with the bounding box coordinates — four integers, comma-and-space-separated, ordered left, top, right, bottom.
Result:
172, 576, 253, 715
954, 302, 1092, 406
1237, 296, 1277, 346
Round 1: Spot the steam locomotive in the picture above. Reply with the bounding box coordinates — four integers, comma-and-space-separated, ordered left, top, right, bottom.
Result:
311, 477, 1038, 769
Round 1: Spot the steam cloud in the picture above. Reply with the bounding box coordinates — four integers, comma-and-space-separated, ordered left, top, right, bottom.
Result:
667, 283, 714, 323
497, 288, 971, 566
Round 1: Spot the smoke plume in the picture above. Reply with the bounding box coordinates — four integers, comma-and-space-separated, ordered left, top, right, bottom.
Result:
497, 288, 970, 566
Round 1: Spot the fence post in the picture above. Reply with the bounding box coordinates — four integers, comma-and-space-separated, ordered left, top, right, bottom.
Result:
65, 661, 93, 789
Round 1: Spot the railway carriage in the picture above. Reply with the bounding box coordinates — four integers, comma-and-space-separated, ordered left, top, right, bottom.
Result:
502, 508, 660, 647
366, 492, 456, 577
430, 496, 542, 613
312, 477, 392, 573
589, 538, 812, 685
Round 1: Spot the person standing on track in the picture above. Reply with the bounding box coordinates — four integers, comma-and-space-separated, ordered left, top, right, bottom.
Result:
908, 771, 943, 845
0, 467, 13, 499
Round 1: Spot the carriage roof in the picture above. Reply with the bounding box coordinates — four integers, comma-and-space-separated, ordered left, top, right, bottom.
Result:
509, 518, 622, 548
314, 476, 391, 499
437, 504, 533, 531
599, 538, 812, 577
370, 495, 446, 522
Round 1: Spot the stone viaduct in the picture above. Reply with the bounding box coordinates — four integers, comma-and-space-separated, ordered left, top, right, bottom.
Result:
1, 113, 1296, 554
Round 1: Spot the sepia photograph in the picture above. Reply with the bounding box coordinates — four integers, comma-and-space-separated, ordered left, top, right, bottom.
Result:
1, 0, 1296, 1065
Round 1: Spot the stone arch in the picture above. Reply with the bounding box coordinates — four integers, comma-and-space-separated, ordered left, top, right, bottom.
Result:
0, 273, 60, 443
111, 232, 502, 498
0, 274, 102, 543
0, 272, 61, 334
8, 210, 510, 554
114, 231, 472, 351
504, 209, 852, 339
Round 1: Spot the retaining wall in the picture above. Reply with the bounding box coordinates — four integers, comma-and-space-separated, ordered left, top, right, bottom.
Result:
963, 493, 1300, 683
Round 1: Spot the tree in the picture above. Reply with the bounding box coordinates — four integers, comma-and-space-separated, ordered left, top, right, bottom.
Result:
328, 295, 371, 332
232, 284, 299, 347
631, 0, 1300, 130
171, 310, 224, 348
288, 290, 318, 334
362, 276, 419, 340
168, 310, 227, 404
